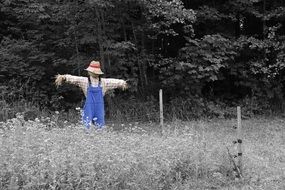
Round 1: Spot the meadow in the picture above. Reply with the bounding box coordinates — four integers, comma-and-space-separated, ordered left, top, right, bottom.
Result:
0, 114, 284, 190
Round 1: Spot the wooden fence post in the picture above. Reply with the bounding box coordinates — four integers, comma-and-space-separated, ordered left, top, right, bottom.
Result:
237, 106, 243, 176
159, 89, 164, 131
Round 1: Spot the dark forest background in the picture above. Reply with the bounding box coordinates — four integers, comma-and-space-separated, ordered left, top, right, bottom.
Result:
1, 0, 285, 120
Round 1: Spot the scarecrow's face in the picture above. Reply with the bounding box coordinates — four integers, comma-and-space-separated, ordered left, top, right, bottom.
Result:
88, 71, 100, 78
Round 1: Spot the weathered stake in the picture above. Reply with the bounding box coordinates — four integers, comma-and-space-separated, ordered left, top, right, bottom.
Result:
237, 106, 243, 176
159, 89, 164, 130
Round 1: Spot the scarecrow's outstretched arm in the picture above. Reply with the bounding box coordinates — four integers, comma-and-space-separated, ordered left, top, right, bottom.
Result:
55, 74, 86, 89
102, 78, 128, 92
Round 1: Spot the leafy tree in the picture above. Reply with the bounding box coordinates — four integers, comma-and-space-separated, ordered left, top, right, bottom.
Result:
1, 0, 285, 117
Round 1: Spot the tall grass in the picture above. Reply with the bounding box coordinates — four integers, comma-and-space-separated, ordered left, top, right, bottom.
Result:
0, 116, 284, 189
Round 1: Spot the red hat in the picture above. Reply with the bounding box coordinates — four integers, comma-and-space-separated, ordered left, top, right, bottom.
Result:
85, 61, 104, 75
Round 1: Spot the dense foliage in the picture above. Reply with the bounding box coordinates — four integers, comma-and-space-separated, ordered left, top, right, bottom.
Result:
1, 0, 285, 118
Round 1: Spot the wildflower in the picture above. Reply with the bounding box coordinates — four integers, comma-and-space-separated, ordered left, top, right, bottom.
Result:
35, 118, 40, 122
75, 107, 81, 111
55, 111, 59, 114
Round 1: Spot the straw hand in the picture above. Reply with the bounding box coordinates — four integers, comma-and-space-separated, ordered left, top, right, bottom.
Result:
122, 81, 128, 91
55, 74, 66, 87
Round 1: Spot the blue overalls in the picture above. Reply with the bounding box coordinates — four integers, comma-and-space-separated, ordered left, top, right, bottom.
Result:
82, 78, 105, 129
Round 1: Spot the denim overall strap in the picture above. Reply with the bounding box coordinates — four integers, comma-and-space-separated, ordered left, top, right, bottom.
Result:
82, 77, 105, 129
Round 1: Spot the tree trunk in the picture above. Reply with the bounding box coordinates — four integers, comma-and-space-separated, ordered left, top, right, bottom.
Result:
131, 22, 137, 45
139, 31, 145, 93
121, 18, 127, 41
262, 0, 266, 39
235, 13, 241, 38
74, 28, 80, 76
95, 7, 105, 71
73, 1, 80, 75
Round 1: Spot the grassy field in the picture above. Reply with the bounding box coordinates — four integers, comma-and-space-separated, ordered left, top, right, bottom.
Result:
0, 116, 284, 189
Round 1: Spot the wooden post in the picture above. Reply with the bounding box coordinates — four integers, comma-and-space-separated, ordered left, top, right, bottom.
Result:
159, 89, 164, 130
237, 106, 243, 176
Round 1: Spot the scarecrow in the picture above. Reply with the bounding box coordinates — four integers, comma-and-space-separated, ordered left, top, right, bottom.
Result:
55, 61, 127, 129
